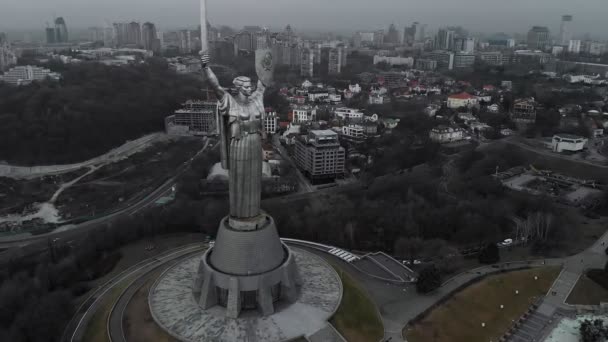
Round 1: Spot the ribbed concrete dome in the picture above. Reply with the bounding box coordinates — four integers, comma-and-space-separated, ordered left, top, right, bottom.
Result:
209, 216, 286, 276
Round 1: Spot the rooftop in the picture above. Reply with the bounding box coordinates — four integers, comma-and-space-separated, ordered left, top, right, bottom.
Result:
554, 133, 586, 140
449, 92, 476, 100
311, 129, 337, 136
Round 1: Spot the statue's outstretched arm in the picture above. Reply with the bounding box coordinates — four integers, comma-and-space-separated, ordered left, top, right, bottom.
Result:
201, 53, 225, 99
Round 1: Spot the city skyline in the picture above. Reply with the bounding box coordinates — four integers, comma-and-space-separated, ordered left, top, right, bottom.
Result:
0, 0, 607, 39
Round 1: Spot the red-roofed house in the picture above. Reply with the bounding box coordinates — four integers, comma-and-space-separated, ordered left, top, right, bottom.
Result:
447, 92, 479, 109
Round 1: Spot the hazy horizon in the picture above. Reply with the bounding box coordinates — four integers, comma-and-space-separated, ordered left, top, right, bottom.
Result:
1, 0, 607, 39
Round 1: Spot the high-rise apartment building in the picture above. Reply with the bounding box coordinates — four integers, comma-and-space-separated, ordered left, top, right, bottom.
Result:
373, 30, 385, 47
328, 46, 346, 75
527, 26, 550, 51
54, 17, 68, 43
385, 24, 400, 45
88, 27, 104, 42
435, 28, 455, 50
559, 15, 573, 46
568, 40, 581, 54
300, 48, 314, 77
127, 22, 142, 46
295, 130, 345, 183
0, 34, 17, 72
234, 30, 256, 52
113, 23, 129, 47
46, 27, 56, 44
142, 22, 159, 52
179, 30, 194, 53
462, 38, 476, 53
422, 50, 455, 70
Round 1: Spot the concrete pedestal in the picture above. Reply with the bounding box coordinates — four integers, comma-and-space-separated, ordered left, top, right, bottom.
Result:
193, 215, 301, 317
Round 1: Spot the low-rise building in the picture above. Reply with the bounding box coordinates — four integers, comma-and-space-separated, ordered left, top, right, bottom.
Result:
349, 84, 362, 93
165, 100, 219, 136
447, 92, 479, 109
341, 124, 365, 139
0, 65, 60, 86
552, 134, 587, 153
308, 89, 329, 102
487, 104, 501, 113
511, 98, 537, 125
422, 50, 454, 70
373, 55, 414, 67
414, 58, 438, 71
295, 130, 345, 183
454, 52, 475, 68
368, 94, 388, 105
334, 107, 364, 121
291, 105, 317, 124
478, 51, 510, 66
429, 125, 466, 143
363, 122, 378, 136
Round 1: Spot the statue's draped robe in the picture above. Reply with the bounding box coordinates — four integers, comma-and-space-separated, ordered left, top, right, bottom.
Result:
218, 84, 265, 219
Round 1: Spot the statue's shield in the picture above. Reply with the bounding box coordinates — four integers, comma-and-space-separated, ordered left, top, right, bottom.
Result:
255, 49, 275, 86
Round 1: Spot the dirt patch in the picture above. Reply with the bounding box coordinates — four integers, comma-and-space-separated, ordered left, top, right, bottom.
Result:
55, 137, 205, 219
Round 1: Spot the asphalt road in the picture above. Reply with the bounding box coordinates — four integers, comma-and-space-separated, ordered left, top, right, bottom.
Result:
64, 244, 206, 342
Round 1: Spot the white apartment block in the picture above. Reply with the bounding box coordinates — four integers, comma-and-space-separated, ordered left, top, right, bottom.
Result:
334, 107, 364, 121
568, 40, 581, 54
1, 65, 60, 86
292, 105, 317, 124
341, 124, 365, 139
429, 126, 466, 143
264, 111, 278, 133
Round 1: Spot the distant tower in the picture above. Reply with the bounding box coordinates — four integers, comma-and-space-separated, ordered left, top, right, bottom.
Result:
141, 22, 158, 52
300, 48, 314, 77
54, 17, 68, 43
436, 28, 455, 50
559, 15, 573, 45
386, 23, 400, 44
45, 23, 56, 44
284, 25, 294, 43
527, 26, 550, 51
127, 22, 142, 46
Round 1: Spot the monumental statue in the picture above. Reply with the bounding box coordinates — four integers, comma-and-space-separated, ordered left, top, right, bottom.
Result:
190, 2, 300, 318
200, 50, 274, 224
147, 1, 341, 338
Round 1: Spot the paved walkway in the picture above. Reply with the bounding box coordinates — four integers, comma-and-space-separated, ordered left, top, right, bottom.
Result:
506, 230, 608, 342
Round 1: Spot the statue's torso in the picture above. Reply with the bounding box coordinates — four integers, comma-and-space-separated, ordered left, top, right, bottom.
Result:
220, 92, 264, 139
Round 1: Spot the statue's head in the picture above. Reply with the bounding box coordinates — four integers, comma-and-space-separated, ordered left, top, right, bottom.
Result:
233, 76, 253, 97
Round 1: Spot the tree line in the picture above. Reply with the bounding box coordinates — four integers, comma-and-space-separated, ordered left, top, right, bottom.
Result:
0, 59, 202, 165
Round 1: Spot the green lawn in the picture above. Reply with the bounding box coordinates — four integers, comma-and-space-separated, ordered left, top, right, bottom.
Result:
405, 267, 561, 342
567, 272, 608, 305
329, 265, 384, 342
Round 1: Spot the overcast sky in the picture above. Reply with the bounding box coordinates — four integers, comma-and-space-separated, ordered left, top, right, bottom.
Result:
0, 0, 606, 38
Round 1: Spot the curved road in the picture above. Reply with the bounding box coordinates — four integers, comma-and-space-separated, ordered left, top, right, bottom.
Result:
64, 243, 206, 342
